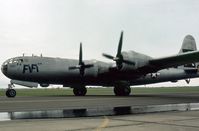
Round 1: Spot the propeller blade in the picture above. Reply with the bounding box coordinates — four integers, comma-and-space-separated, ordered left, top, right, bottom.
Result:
69, 43, 94, 76
102, 53, 115, 60
102, 31, 125, 70
68, 66, 80, 70
116, 31, 123, 57
84, 64, 94, 68
79, 43, 83, 65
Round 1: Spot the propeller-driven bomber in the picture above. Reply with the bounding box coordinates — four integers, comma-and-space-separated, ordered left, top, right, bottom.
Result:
2, 32, 199, 97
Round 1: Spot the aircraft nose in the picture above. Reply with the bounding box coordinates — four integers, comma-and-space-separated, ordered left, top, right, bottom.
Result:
1, 61, 8, 75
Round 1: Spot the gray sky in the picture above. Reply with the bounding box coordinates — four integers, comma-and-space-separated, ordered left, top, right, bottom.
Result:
0, 0, 199, 87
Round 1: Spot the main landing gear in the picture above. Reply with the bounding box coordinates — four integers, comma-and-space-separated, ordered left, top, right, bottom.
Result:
71, 82, 131, 96
114, 82, 131, 96
73, 86, 87, 96
6, 84, 16, 97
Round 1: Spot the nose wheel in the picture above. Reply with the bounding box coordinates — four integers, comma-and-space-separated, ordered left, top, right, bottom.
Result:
6, 84, 16, 97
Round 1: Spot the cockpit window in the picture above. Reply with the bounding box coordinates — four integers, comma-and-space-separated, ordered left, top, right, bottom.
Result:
13, 60, 18, 63
20, 59, 23, 62
7, 58, 24, 64
18, 59, 23, 64
3, 62, 8, 66
8, 59, 13, 64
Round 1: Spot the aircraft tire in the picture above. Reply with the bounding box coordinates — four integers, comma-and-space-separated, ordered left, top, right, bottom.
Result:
6, 90, 10, 97
114, 85, 131, 96
6, 89, 16, 97
73, 87, 87, 96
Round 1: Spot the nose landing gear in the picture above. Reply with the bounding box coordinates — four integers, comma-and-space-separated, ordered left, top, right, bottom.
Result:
6, 84, 16, 97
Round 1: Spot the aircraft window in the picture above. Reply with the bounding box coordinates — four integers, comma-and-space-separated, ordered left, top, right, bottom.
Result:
3, 62, 8, 65
13, 60, 18, 63
18, 59, 23, 63
20, 59, 23, 62
8, 59, 13, 64
8, 58, 24, 64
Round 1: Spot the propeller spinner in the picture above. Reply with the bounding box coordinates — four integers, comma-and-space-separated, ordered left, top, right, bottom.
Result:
69, 43, 94, 76
102, 31, 135, 69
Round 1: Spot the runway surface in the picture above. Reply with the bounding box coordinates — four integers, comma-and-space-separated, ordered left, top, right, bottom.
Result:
1, 110, 199, 131
1, 93, 199, 112
1, 93, 199, 131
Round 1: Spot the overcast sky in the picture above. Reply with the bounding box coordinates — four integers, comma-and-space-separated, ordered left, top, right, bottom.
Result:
0, 0, 199, 87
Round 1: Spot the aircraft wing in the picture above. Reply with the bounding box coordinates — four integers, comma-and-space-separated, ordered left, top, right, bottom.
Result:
146, 51, 199, 72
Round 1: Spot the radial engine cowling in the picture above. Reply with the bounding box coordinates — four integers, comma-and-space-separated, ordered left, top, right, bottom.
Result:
120, 51, 151, 71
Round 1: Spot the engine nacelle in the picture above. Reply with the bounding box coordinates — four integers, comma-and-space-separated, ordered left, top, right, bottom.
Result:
120, 51, 152, 71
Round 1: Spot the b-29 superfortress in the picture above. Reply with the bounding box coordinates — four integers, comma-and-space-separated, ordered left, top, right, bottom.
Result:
2, 32, 199, 97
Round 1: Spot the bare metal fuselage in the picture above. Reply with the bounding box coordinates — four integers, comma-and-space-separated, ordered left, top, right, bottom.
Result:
2, 56, 199, 87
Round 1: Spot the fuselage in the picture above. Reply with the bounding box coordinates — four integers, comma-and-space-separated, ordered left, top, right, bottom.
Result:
2, 56, 199, 87
1, 56, 109, 86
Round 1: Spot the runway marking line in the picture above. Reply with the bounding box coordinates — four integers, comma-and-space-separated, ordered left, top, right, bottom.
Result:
95, 116, 109, 131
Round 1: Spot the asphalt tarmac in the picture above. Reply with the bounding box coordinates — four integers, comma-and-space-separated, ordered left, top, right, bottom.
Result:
1, 93, 199, 131
0, 93, 199, 112
1, 110, 199, 131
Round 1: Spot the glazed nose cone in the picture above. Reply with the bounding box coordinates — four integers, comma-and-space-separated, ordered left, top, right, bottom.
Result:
1, 61, 8, 76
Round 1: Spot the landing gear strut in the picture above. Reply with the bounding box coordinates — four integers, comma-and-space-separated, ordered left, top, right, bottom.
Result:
73, 86, 87, 96
6, 84, 16, 97
114, 82, 131, 96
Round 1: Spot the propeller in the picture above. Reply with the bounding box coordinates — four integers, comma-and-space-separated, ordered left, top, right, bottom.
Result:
69, 43, 94, 76
102, 31, 135, 69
